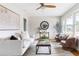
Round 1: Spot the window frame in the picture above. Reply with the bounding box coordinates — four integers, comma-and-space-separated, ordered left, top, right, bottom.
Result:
64, 15, 74, 35
74, 11, 79, 36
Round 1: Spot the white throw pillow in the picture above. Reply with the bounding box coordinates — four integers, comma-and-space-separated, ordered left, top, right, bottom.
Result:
61, 40, 66, 43
14, 33, 22, 40
22, 31, 30, 40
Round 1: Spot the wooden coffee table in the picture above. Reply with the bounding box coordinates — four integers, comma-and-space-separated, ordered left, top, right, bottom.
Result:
36, 41, 51, 54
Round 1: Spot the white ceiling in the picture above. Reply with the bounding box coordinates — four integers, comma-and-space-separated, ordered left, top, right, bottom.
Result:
1, 3, 76, 16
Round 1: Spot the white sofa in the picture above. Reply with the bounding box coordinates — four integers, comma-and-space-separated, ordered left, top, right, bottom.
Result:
0, 40, 22, 56
22, 38, 35, 55
21, 31, 35, 55
0, 39, 34, 56
0, 31, 35, 56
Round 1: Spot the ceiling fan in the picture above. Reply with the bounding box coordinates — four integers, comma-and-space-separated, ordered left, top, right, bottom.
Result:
36, 3, 56, 10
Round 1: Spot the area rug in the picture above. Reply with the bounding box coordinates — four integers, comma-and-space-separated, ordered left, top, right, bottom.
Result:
23, 41, 74, 56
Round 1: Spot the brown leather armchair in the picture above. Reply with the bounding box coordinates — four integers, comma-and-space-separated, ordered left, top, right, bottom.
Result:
61, 37, 78, 51
55, 34, 68, 42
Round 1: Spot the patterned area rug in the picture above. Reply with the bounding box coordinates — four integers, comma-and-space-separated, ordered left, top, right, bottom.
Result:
23, 41, 74, 56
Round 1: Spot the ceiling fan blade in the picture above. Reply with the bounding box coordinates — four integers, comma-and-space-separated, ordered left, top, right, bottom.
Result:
44, 5, 56, 8
36, 6, 42, 10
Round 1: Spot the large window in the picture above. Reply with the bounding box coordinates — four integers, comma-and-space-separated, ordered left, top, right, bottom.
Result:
65, 16, 74, 35
75, 12, 79, 36
62, 11, 79, 37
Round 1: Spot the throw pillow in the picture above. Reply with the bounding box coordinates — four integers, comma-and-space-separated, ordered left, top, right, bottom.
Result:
14, 33, 22, 40
21, 31, 30, 40
10, 35, 18, 40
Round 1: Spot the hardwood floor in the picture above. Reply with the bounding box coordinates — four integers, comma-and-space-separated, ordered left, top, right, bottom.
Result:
71, 49, 79, 56
24, 41, 74, 56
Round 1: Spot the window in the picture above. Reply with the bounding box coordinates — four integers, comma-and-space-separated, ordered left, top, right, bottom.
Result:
75, 12, 79, 36
62, 19, 65, 33
65, 16, 74, 35
62, 12, 79, 37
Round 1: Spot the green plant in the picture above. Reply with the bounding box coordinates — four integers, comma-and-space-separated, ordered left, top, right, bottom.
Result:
40, 35, 49, 39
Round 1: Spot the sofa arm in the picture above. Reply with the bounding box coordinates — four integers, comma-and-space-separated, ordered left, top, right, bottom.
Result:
0, 40, 22, 56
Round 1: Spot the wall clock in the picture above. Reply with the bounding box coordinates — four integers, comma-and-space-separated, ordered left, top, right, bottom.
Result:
40, 21, 49, 30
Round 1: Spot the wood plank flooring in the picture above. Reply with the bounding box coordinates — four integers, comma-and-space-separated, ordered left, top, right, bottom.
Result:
71, 49, 79, 56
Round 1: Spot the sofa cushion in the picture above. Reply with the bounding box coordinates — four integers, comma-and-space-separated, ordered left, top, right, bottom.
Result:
14, 33, 22, 40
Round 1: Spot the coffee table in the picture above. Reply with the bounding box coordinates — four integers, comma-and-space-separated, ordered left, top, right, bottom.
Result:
36, 41, 51, 54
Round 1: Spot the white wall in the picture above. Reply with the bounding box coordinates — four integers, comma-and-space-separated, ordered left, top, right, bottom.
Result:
0, 4, 29, 32
0, 4, 25, 38
28, 16, 60, 39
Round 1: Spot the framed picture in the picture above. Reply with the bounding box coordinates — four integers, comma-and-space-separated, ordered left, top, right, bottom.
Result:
40, 21, 49, 30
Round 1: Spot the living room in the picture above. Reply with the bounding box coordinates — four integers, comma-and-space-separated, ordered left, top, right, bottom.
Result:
0, 3, 79, 56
